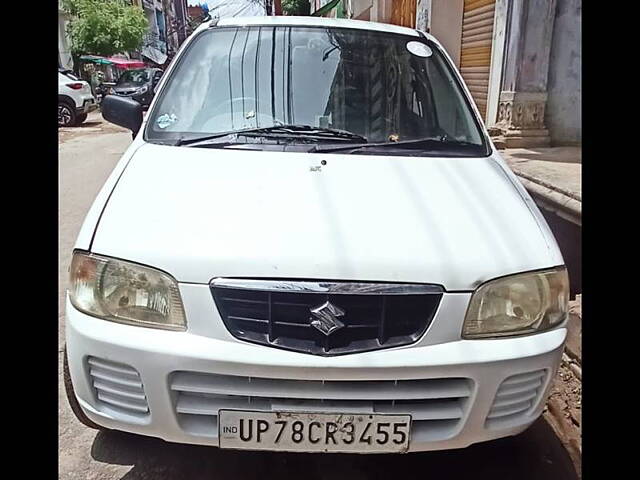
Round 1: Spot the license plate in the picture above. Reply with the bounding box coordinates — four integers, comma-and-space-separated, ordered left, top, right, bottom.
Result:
219, 410, 411, 453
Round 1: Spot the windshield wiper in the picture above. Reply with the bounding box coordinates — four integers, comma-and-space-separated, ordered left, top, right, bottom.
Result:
310, 136, 479, 153
176, 125, 367, 146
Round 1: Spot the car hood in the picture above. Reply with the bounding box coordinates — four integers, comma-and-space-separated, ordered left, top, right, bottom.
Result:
90, 143, 560, 290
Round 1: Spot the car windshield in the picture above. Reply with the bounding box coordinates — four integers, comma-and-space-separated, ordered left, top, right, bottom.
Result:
145, 26, 486, 151
118, 69, 150, 85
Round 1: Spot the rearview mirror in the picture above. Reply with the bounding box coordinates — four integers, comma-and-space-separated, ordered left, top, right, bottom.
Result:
102, 95, 143, 136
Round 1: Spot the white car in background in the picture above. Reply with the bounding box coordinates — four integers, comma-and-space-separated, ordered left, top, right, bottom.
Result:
65, 17, 569, 454
58, 69, 98, 127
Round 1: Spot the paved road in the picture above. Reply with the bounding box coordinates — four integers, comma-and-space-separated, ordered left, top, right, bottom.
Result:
58, 113, 579, 480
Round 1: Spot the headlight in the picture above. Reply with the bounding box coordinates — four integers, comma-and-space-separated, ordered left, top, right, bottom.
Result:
69, 251, 186, 331
462, 267, 569, 339
137, 85, 148, 94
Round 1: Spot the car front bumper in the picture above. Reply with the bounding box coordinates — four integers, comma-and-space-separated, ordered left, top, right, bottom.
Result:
65, 295, 565, 453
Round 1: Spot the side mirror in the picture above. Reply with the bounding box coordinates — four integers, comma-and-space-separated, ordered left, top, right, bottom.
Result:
102, 95, 143, 136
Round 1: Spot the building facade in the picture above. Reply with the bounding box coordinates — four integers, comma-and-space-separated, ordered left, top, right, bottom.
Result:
162, 0, 189, 61
310, 0, 581, 146
310, 0, 414, 25
426, 0, 581, 146
58, 2, 73, 70
138, 0, 169, 65
172, 0, 190, 45
59, 1, 193, 70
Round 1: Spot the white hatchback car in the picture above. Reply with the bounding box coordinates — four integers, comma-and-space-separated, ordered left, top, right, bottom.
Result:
58, 69, 98, 127
65, 17, 569, 454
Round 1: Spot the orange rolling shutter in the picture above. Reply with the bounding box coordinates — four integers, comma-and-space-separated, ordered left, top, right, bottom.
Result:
460, 0, 496, 121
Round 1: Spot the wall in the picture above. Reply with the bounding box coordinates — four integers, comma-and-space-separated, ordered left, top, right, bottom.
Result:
156, 8, 167, 40
380, 0, 393, 22
415, 0, 430, 31
390, 0, 416, 27
351, 0, 373, 19
512, 0, 556, 93
162, 0, 178, 55
144, 7, 158, 35
173, 0, 189, 43
546, 0, 581, 144
428, 0, 462, 66
187, 5, 204, 19
346, 0, 391, 22
486, 0, 508, 125
58, 9, 73, 70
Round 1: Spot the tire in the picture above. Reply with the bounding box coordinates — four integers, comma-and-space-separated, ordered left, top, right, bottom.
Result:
58, 101, 76, 127
63, 345, 106, 431
76, 113, 88, 124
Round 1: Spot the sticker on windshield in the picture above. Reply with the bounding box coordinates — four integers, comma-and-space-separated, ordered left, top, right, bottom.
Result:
406, 41, 432, 58
157, 113, 177, 129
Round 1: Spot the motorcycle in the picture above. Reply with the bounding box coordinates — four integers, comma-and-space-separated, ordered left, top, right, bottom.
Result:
95, 82, 116, 108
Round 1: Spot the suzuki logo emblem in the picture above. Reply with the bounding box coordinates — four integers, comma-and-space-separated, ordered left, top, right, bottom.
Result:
310, 301, 346, 336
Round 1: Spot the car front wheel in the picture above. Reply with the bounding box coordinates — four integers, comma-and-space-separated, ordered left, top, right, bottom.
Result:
58, 102, 76, 127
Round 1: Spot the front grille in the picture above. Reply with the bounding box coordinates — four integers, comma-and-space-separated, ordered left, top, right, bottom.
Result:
87, 357, 149, 417
170, 371, 473, 442
485, 369, 548, 429
211, 279, 443, 356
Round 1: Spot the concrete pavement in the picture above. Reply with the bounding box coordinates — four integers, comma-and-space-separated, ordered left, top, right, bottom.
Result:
501, 147, 581, 201
59, 113, 132, 478
58, 113, 580, 479
500, 147, 581, 226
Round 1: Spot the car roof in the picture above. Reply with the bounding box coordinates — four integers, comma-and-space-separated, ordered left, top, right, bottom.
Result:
211, 16, 432, 40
